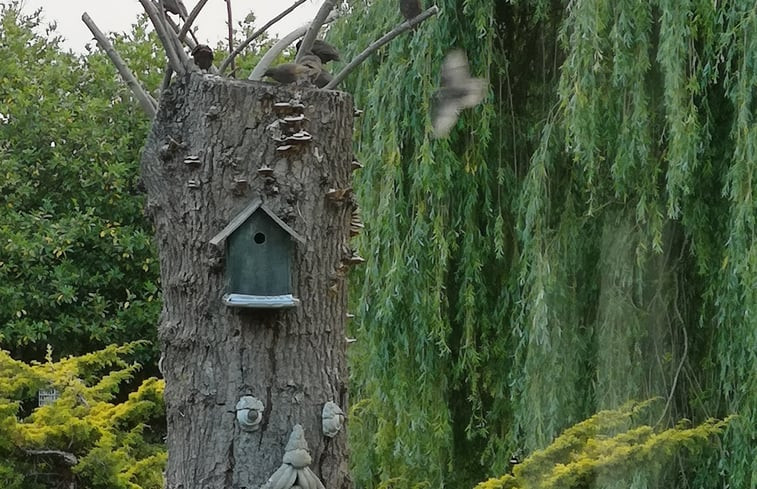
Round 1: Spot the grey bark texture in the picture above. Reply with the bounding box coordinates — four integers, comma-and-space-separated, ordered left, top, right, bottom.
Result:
141, 73, 354, 489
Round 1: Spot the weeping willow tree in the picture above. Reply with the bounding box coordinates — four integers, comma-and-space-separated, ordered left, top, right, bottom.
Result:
327, 1, 755, 488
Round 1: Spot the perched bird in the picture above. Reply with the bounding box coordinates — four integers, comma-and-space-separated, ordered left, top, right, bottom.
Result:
263, 64, 306, 84
431, 50, 486, 138
400, 0, 422, 22
162, 0, 188, 19
298, 54, 323, 83
296, 39, 341, 64
191, 44, 214, 70
264, 54, 323, 85
314, 69, 333, 89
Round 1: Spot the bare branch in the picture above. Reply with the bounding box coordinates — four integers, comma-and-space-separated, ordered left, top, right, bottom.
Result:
158, 0, 179, 55
295, 0, 336, 63
324, 6, 440, 90
166, 16, 197, 51
24, 449, 78, 466
178, 0, 210, 42
138, 0, 189, 74
225, 0, 235, 73
160, 65, 174, 92
248, 12, 339, 81
218, 0, 307, 75
81, 12, 157, 118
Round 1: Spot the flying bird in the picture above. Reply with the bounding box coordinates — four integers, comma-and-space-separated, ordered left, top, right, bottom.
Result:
162, 0, 188, 19
191, 44, 214, 70
399, 0, 422, 22
264, 54, 323, 85
296, 39, 341, 64
431, 50, 486, 138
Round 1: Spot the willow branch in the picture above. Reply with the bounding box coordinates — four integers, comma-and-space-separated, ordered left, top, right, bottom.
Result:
178, 0, 209, 42
218, 0, 307, 75
138, 0, 188, 74
295, 0, 336, 62
656, 323, 688, 427
324, 6, 439, 90
248, 12, 338, 81
81, 13, 157, 117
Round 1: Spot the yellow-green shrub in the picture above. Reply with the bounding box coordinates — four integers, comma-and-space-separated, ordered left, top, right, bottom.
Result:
0, 342, 165, 489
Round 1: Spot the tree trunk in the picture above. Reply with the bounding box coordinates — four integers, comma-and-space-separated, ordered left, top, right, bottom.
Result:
141, 73, 354, 489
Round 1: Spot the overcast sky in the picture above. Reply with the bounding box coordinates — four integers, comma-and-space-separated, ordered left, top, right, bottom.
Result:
20, 0, 326, 52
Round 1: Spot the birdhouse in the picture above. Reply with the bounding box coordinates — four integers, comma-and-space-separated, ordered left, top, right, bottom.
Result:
210, 199, 305, 308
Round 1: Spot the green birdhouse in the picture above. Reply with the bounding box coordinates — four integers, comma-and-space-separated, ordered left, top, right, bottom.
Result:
210, 199, 305, 308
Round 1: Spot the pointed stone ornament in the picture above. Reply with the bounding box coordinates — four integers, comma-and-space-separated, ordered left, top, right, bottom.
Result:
262, 425, 326, 489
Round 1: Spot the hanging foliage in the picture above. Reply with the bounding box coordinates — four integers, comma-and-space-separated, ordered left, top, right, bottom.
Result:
329, 0, 755, 488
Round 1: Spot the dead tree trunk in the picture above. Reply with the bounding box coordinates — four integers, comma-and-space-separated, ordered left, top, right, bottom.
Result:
141, 73, 354, 489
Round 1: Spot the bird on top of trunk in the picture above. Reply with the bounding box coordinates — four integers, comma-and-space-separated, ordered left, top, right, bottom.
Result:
161, 0, 188, 19
191, 44, 214, 70
431, 50, 487, 138
399, 0, 422, 22
264, 54, 323, 86
296, 39, 341, 64
314, 70, 333, 89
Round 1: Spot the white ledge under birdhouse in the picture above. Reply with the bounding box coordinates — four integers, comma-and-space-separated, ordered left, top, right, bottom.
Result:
210, 198, 306, 309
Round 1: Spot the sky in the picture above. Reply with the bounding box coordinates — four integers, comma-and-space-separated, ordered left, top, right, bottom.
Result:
20, 0, 327, 52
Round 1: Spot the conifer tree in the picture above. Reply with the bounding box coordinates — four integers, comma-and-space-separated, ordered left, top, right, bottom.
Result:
0, 343, 165, 489
0, 3, 162, 364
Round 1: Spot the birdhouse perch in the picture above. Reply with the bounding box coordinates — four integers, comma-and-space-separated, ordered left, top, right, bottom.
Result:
210, 198, 305, 308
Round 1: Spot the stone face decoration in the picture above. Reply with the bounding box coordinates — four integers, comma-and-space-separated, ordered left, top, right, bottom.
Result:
262, 424, 325, 489
235, 396, 264, 432
321, 401, 345, 438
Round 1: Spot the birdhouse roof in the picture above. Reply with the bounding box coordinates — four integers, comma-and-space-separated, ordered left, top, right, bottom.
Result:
210, 198, 306, 247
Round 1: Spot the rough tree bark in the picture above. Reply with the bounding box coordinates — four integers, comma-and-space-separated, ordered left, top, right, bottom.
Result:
141, 73, 354, 489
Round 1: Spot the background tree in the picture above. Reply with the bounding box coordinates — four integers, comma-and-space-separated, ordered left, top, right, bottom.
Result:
0, 1, 277, 370
0, 4, 161, 364
327, 1, 755, 488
